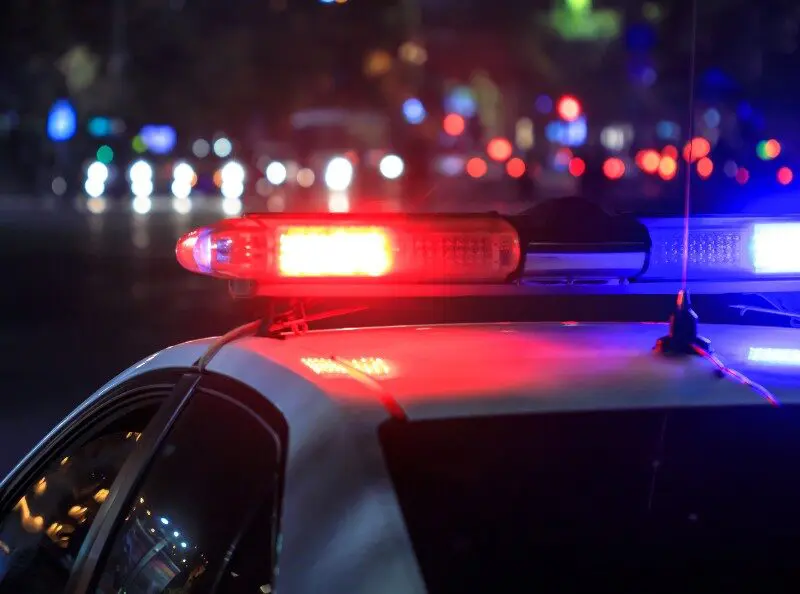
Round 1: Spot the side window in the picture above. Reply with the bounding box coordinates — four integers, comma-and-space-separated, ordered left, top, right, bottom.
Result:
93, 377, 287, 594
0, 401, 162, 593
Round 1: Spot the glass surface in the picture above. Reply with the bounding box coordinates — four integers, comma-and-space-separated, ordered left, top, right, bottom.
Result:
94, 389, 281, 594
0, 407, 158, 593
380, 406, 800, 592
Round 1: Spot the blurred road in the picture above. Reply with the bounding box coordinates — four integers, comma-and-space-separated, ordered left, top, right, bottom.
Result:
0, 191, 531, 476
0, 197, 247, 475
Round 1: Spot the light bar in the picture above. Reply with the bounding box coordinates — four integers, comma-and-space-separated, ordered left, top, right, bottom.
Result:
643, 218, 800, 280
176, 214, 521, 289
523, 243, 648, 281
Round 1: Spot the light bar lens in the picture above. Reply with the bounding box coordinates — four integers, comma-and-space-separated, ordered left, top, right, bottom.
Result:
176, 215, 520, 283
645, 220, 800, 280
278, 226, 393, 277
752, 223, 800, 274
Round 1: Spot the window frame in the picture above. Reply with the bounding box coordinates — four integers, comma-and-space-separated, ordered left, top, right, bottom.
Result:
65, 371, 289, 594
0, 368, 199, 594
0, 368, 195, 515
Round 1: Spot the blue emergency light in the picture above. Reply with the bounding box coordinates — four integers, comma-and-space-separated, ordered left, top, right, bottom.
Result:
175, 211, 800, 298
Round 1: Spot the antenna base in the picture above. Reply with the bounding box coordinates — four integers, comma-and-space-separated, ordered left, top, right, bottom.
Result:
654, 289, 712, 356
654, 333, 712, 356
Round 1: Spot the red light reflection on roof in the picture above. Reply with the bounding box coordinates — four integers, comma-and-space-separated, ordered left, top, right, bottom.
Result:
301, 357, 393, 377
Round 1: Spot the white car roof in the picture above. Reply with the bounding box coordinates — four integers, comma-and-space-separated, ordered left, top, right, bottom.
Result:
125, 322, 800, 423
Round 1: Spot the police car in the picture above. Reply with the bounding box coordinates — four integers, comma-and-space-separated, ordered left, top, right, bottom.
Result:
1, 203, 800, 593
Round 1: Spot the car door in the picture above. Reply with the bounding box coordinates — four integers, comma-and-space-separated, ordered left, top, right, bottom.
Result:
0, 369, 199, 593
71, 372, 289, 594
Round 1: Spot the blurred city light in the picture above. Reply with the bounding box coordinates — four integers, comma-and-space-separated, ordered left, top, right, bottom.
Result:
220, 160, 245, 200
556, 95, 582, 122
568, 157, 586, 177
86, 196, 107, 214
129, 160, 154, 198
170, 162, 197, 199
88, 117, 113, 137
683, 137, 711, 162
297, 168, 315, 187
697, 157, 713, 179
47, 99, 77, 142
443, 114, 465, 136
757, 139, 781, 160
129, 160, 153, 182
515, 118, 534, 150
328, 192, 350, 213
487, 138, 513, 162
213, 137, 233, 158
131, 135, 146, 154
546, 116, 587, 147
553, 148, 573, 169
505, 158, 526, 178
402, 98, 427, 125
192, 139, 210, 158
466, 157, 487, 178
444, 87, 477, 118
171, 179, 191, 200
172, 196, 192, 213
266, 161, 288, 185
662, 145, 678, 159
659, 156, 678, 180
140, 125, 177, 155
51, 177, 67, 196
379, 154, 404, 180
220, 161, 245, 184
324, 157, 355, 191
222, 197, 243, 216
438, 156, 464, 176
535, 95, 553, 114
96, 145, 114, 164
603, 157, 625, 179
221, 182, 244, 200
364, 50, 392, 77
778, 167, 793, 185
735, 167, 750, 184
132, 196, 153, 214
84, 178, 105, 198
173, 162, 195, 185
656, 121, 680, 140
636, 149, 660, 174
399, 41, 427, 65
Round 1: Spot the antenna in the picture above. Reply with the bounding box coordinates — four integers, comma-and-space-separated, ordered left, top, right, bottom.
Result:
650, 0, 780, 407
654, 0, 711, 355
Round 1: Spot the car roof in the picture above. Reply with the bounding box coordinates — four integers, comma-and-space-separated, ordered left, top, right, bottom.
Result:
125, 322, 800, 423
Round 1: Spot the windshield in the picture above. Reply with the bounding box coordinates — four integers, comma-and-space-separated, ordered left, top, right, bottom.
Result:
380, 406, 800, 592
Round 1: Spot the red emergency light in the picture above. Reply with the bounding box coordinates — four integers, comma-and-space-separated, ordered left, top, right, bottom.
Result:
176, 214, 522, 295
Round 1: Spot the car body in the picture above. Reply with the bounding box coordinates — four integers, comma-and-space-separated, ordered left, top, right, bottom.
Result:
1, 320, 799, 592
